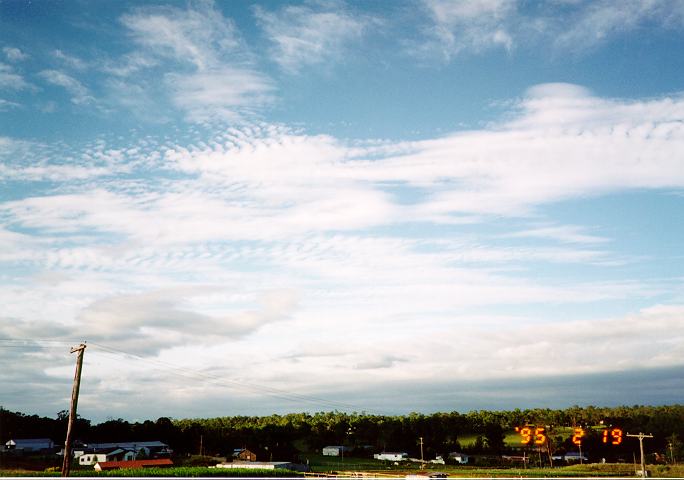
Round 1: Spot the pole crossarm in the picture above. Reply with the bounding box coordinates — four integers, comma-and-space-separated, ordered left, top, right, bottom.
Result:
627, 432, 654, 480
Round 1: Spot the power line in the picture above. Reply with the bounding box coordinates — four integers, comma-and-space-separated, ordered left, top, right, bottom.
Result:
0, 336, 375, 413
87, 341, 369, 413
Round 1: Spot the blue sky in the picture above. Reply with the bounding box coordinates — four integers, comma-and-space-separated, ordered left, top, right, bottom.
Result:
1, 0, 684, 422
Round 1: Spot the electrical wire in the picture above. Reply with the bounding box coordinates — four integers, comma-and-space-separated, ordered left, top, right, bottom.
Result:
0, 336, 374, 413
87, 341, 370, 413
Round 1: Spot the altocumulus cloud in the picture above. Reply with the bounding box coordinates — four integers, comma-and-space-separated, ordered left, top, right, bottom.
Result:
1, 83, 683, 419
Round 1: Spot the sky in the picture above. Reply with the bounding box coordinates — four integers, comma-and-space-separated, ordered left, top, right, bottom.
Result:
1, 0, 684, 423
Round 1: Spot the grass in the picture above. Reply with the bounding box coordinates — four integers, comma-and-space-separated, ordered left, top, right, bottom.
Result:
303, 453, 387, 472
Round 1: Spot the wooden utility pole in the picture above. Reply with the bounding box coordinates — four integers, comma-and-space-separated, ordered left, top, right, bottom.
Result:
61, 344, 86, 477
627, 432, 653, 479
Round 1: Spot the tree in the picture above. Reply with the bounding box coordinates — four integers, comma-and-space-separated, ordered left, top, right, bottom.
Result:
483, 422, 505, 454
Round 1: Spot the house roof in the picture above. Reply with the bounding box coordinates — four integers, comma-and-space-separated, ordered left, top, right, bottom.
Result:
95, 458, 173, 470
87, 441, 168, 449
5, 438, 54, 448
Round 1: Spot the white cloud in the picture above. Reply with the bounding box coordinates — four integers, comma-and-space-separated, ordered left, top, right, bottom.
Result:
121, 2, 243, 71
166, 67, 275, 122
101, 52, 158, 77
0, 62, 31, 90
52, 49, 88, 70
554, 0, 684, 49
118, 1, 273, 122
502, 224, 610, 244
416, 0, 516, 60
259, 304, 684, 392
414, 0, 684, 61
255, 1, 375, 73
4, 84, 684, 242
76, 288, 298, 354
365, 84, 684, 217
0, 98, 20, 111
3, 46, 28, 62
39, 69, 94, 105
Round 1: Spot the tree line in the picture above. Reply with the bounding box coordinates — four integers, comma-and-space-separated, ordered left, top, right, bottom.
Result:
1, 405, 683, 463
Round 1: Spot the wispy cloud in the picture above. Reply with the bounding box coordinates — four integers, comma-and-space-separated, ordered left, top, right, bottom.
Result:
166, 67, 275, 123
502, 224, 610, 245
0, 62, 32, 90
121, 2, 243, 71
414, 0, 684, 61
52, 49, 88, 70
3, 46, 28, 62
413, 0, 516, 61
0, 98, 20, 111
554, 0, 684, 49
38, 69, 94, 105
119, 1, 273, 122
255, 1, 375, 73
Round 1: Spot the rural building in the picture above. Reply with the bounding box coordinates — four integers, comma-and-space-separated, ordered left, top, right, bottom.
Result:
4, 438, 55, 453
448, 452, 469, 464
374, 452, 409, 461
93, 458, 174, 471
85, 441, 171, 458
552, 452, 588, 462
232, 448, 257, 461
78, 448, 136, 466
322, 445, 351, 456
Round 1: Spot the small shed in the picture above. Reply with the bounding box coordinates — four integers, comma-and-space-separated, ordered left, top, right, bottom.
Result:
232, 448, 257, 461
322, 445, 350, 456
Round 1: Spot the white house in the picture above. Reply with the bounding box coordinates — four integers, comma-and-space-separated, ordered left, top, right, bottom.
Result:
78, 448, 136, 466
5, 438, 54, 452
85, 441, 170, 457
374, 452, 409, 461
322, 445, 350, 456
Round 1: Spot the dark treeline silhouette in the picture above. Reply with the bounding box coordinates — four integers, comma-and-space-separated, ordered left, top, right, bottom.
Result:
2, 405, 683, 462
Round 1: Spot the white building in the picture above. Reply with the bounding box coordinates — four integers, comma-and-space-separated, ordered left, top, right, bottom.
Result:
448, 452, 469, 464
78, 448, 136, 466
322, 445, 350, 456
85, 441, 170, 457
374, 452, 409, 461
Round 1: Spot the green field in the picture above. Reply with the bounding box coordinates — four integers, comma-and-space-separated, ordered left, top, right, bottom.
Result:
0, 467, 302, 477
3, 463, 684, 477
301, 453, 684, 478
